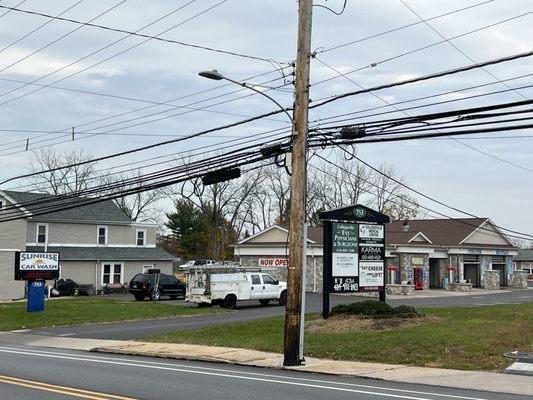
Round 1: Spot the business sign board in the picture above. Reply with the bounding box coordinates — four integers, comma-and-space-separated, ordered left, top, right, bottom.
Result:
319, 204, 390, 318
331, 222, 359, 292
258, 258, 289, 267
14, 251, 60, 281
328, 222, 385, 293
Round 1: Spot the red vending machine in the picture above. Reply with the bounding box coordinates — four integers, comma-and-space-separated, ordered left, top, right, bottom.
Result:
413, 267, 424, 290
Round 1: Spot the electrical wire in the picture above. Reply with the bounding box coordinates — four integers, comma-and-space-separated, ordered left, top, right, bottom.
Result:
312, 153, 533, 241
0, 0, 217, 106
0, 106, 288, 185
0, 76, 293, 153
0, 0, 129, 76
316, 0, 494, 54
311, 8, 533, 90
310, 49, 533, 110
0, 2, 285, 64
314, 0, 347, 15
398, 0, 527, 101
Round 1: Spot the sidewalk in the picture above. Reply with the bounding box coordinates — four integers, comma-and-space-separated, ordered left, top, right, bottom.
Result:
386, 288, 513, 299
1, 332, 531, 396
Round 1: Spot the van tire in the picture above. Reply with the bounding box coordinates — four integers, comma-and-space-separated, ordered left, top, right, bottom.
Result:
278, 290, 287, 306
222, 294, 237, 309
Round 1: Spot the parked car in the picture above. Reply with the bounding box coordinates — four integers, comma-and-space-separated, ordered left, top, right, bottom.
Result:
128, 272, 186, 301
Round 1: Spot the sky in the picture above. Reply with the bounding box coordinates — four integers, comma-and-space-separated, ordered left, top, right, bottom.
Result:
0, 0, 531, 237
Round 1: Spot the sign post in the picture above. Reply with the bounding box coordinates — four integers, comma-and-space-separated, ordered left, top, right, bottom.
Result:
319, 205, 390, 319
14, 251, 60, 313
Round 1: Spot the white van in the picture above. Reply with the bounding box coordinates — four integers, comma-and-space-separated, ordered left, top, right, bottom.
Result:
186, 270, 287, 308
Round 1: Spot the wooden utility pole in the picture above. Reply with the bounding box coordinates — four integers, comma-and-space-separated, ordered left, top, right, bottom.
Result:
284, 0, 313, 367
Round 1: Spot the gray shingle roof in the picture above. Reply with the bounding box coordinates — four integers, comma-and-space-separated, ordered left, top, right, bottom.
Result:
26, 246, 176, 261
3, 190, 131, 222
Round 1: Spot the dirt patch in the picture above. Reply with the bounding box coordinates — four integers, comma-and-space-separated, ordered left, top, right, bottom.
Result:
306, 315, 440, 334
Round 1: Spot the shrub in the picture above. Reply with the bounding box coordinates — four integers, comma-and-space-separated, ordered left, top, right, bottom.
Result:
393, 305, 420, 318
330, 300, 396, 318
330, 301, 420, 319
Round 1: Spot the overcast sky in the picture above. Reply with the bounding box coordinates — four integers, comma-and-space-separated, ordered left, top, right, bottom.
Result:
0, 0, 531, 237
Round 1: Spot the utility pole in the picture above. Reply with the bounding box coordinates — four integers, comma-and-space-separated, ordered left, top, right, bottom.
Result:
284, 0, 313, 367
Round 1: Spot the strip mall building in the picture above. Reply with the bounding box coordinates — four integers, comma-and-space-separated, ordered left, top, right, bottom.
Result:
233, 218, 523, 292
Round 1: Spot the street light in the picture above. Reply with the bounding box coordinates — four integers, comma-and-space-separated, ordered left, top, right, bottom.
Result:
198, 70, 294, 124
199, 69, 308, 365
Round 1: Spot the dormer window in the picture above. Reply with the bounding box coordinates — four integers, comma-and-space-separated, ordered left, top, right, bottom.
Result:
136, 229, 146, 246
37, 224, 48, 244
97, 226, 108, 245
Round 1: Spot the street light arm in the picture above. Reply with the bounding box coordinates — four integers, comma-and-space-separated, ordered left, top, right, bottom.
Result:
199, 70, 294, 124
222, 76, 294, 124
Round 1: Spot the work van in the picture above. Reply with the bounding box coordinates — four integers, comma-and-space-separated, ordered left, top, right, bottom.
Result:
186, 270, 287, 308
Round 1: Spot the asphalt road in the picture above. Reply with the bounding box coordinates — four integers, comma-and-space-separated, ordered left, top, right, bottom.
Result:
0, 344, 529, 400
24, 289, 533, 340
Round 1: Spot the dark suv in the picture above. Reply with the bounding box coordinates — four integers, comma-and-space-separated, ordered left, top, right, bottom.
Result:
128, 273, 186, 301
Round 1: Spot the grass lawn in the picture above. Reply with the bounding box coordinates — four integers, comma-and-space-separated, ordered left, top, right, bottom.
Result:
0, 298, 223, 331
145, 303, 533, 371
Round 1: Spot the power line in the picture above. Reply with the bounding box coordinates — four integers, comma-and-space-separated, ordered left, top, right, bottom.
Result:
8, 125, 292, 192
0, 0, 208, 104
312, 153, 533, 241
0, 106, 287, 185
311, 8, 533, 89
0, 75, 292, 153
398, 0, 527, 101
316, 0, 494, 54
0, 67, 291, 148
314, 0, 348, 16
0, 0, 25, 19
311, 73, 533, 127
314, 56, 533, 174
0, 0, 129, 76
310, 49, 533, 109
0, 0, 86, 55
0, 2, 285, 64
0, 135, 292, 221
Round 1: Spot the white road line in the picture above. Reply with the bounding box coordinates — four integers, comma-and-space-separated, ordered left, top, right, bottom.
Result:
0, 346, 489, 400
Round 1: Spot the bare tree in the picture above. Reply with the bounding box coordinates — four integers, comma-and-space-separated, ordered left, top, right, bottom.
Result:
28, 149, 164, 223
28, 148, 98, 195
110, 169, 165, 223
369, 163, 404, 213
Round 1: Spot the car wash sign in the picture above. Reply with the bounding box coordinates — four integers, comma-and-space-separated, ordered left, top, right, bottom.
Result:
14, 251, 60, 280
320, 205, 389, 295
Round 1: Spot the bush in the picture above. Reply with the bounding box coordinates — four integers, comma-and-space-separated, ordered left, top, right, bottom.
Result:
393, 305, 420, 318
330, 301, 420, 319
331, 300, 396, 318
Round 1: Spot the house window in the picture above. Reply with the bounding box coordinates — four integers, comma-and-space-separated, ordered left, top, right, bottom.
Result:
136, 229, 146, 246
102, 263, 123, 284
97, 226, 108, 245
0, 199, 3, 210
36, 224, 48, 244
